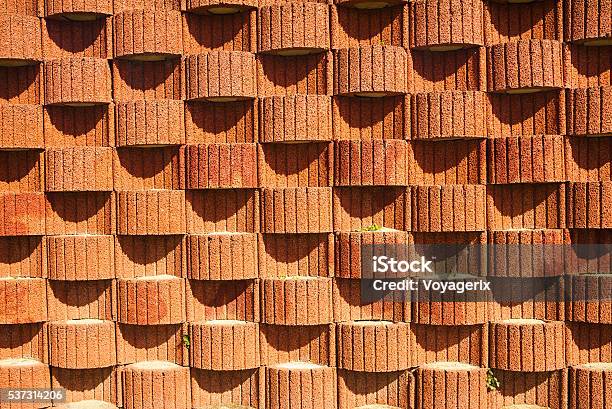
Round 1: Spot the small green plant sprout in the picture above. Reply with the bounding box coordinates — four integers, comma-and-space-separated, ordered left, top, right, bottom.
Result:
359, 224, 382, 232
486, 368, 500, 390
182, 334, 190, 349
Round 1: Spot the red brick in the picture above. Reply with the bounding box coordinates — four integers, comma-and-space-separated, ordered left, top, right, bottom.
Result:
115, 235, 184, 279
44, 0, 112, 18
0, 14, 41, 64
187, 233, 257, 280
258, 3, 330, 54
51, 367, 118, 406
411, 323, 488, 366
0, 277, 46, 324
190, 368, 262, 409
115, 100, 185, 146
260, 324, 335, 366
257, 52, 331, 96
45, 192, 114, 235
0, 104, 43, 149
410, 0, 484, 50
567, 86, 612, 137
0, 192, 45, 236
0, 65, 42, 105
189, 320, 259, 370
565, 44, 612, 88
566, 137, 612, 182
331, 5, 407, 49
335, 140, 407, 186
259, 233, 333, 278
337, 321, 411, 372
566, 230, 612, 275
47, 279, 115, 321
114, 10, 182, 60
261, 187, 332, 233
566, 322, 612, 365
0, 0, 37, 15
410, 47, 485, 92
0, 236, 45, 278
187, 143, 257, 189
44, 58, 111, 105
116, 190, 186, 235
334, 46, 407, 96
45, 147, 113, 191
262, 277, 333, 325
116, 323, 187, 365
565, 0, 612, 44
416, 362, 487, 409
265, 363, 337, 409
186, 189, 259, 233
112, 59, 182, 101
186, 279, 259, 321
259, 142, 331, 187
117, 276, 185, 325
0, 150, 43, 192
490, 319, 566, 372
48, 319, 116, 369
121, 361, 190, 409
337, 369, 414, 409
114, 146, 185, 190
185, 51, 256, 101
47, 235, 114, 280
0, 358, 50, 409
569, 362, 612, 409
42, 18, 111, 59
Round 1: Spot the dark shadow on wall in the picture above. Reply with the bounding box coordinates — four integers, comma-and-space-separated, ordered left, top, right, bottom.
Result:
411, 48, 482, 91
486, 183, 561, 219
186, 100, 255, 138
113, 59, 182, 96
184, 12, 252, 52
186, 189, 258, 232
118, 322, 182, 351
259, 233, 327, 265
115, 146, 178, 180
335, 5, 405, 44
333, 95, 407, 139
566, 43, 612, 79
485, 0, 560, 41
0, 65, 41, 104
257, 53, 329, 95
0, 150, 41, 186
115, 235, 184, 266
48, 279, 112, 309
44, 19, 106, 55
487, 91, 555, 129
46, 191, 112, 224
44, 105, 108, 139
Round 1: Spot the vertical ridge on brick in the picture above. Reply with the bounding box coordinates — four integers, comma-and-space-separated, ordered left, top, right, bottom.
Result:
0, 150, 43, 192
47, 279, 115, 321
487, 39, 565, 93
186, 279, 259, 322
0, 323, 47, 362
566, 137, 612, 182
265, 362, 337, 409
257, 52, 331, 96
0, 277, 46, 324
259, 142, 332, 187
182, 0, 257, 14
259, 95, 332, 142
115, 100, 185, 146
45, 192, 114, 235
0, 192, 45, 236
567, 230, 612, 275
116, 190, 186, 235
0, 104, 43, 149
489, 368, 568, 409
487, 135, 566, 184
412, 287, 488, 326
190, 367, 261, 408
44, 105, 113, 147
47, 235, 114, 280
42, 18, 111, 59
569, 362, 612, 409
0, 14, 42, 64
116, 323, 186, 365
0, 236, 45, 278
186, 189, 259, 233
122, 361, 190, 409
185, 99, 257, 144
115, 235, 185, 279
260, 324, 335, 366
0, 357, 50, 406
189, 320, 260, 370
410, 47, 485, 92
187, 233, 257, 280
51, 367, 118, 404
411, 91, 486, 140
114, 146, 185, 191
261, 277, 333, 325
337, 369, 413, 409
486, 183, 566, 230
114, 10, 183, 60
331, 5, 407, 49
566, 322, 612, 365
44, 0, 113, 18
489, 319, 566, 372
564, 44, 612, 89
337, 321, 411, 372
261, 187, 332, 233
564, 0, 612, 44
44, 58, 112, 105
411, 323, 488, 366
186, 143, 257, 189
185, 51, 256, 101
48, 319, 116, 369
567, 86, 612, 136
567, 274, 612, 324
333, 46, 407, 96
333, 278, 410, 322
333, 95, 409, 140
0, 64, 42, 104
567, 181, 612, 228
258, 3, 330, 54
183, 11, 256, 54
117, 275, 186, 325
45, 147, 114, 192
112, 59, 183, 101
259, 233, 333, 278
410, 0, 484, 50
411, 185, 486, 232
415, 362, 487, 409
335, 140, 408, 186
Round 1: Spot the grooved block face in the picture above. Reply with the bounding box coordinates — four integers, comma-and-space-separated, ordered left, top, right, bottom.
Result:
334, 0, 406, 7
566, 322, 612, 365
256, 52, 331, 96
258, 3, 330, 54
490, 319, 566, 371
185, 100, 257, 144
259, 233, 333, 278
47, 279, 115, 321
330, 5, 407, 49
408, 139, 487, 185
0, 104, 43, 149
0, 150, 43, 193
412, 295, 489, 326
187, 233, 257, 280
0, 236, 45, 278
0, 0, 38, 15
48, 319, 116, 368
486, 183, 566, 230
0, 277, 47, 324
260, 324, 335, 366
337, 369, 414, 409
116, 323, 186, 365
337, 321, 412, 372
261, 277, 333, 325
0, 65, 42, 105
42, 18, 111, 60
259, 95, 332, 142
567, 230, 612, 275
567, 181, 612, 228
265, 363, 338, 409
183, 11, 256, 54
410, 0, 484, 50
332, 186, 411, 231
189, 320, 260, 370
333, 95, 410, 140
116, 190, 186, 235
122, 362, 190, 409
186, 279, 259, 322
45, 192, 114, 235
112, 60, 183, 102
44, 58, 112, 106
489, 296, 565, 322
412, 185, 487, 232
567, 86, 612, 136
570, 363, 612, 409
565, 0, 612, 43
187, 143, 257, 188
182, 0, 257, 13
566, 136, 612, 181
259, 142, 332, 187
185, 51, 256, 101
333, 278, 410, 322
335, 140, 408, 186
0, 323, 47, 362
489, 369, 567, 409
411, 91, 486, 139
410, 47, 486, 92
47, 235, 114, 280
186, 189, 260, 233
115, 235, 185, 279
114, 146, 185, 190
0, 14, 42, 64
261, 187, 332, 233
115, 100, 185, 147
565, 44, 612, 89
45, 0, 113, 18
44, 105, 113, 148
333, 46, 407, 96
114, 10, 183, 60
411, 323, 487, 366
567, 274, 612, 324
190, 367, 261, 409
415, 363, 487, 409
45, 147, 114, 192
487, 135, 566, 184
0, 192, 45, 236
0, 358, 50, 406
117, 276, 186, 325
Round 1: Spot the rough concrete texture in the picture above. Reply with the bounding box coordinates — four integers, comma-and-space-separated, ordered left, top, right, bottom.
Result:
258, 233, 334, 278
0, 14, 42, 63
117, 190, 186, 235
187, 233, 257, 280
0, 357, 50, 408
182, 0, 257, 13
114, 146, 185, 190
114, 10, 182, 59
569, 363, 612, 409
190, 367, 262, 409
117, 276, 186, 325
115, 100, 185, 146
48, 319, 117, 368
261, 187, 332, 233
488, 368, 568, 409
0, 236, 45, 278
44, 104, 113, 147
45, 147, 114, 191
337, 369, 413, 409
42, 18, 111, 59
332, 278, 410, 322
567, 86, 612, 136
265, 363, 337, 409
44, 0, 113, 17
0, 104, 43, 148
183, 11, 257, 54
121, 362, 190, 409
416, 363, 487, 409
188, 143, 257, 188
335, 140, 408, 186
564, 0, 612, 43
0, 277, 47, 324
567, 274, 612, 324
259, 95, 332, 142
567, 181, 612, 228
44, 58, 112, 105
47, 234, 115, 280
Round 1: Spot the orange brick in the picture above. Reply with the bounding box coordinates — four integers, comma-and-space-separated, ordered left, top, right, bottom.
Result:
48, 319, 116, 369
0, 277, 47, 324
259, 95, 331, 142
117, 276, 186, 325
187, 233, 257, 280
45, 147, 113, 192
44, 58, 112, 106
113, 10, 182, 60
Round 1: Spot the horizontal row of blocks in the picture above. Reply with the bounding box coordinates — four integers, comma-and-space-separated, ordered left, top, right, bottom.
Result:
2, 276, 612, 324
1, 183, 611, 234
2, 137, 611, 191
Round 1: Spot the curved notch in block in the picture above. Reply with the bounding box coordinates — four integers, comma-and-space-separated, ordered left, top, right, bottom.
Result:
117, 190, 186, 235
122, 361, 190, 409
186, 143, 257, 189
45, 147, 113, 192
265, 362, 337, 409
187, 233, 258, 280
183, 0, 257, 15
335, 140, 408, 186
115, 100, 185, 147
